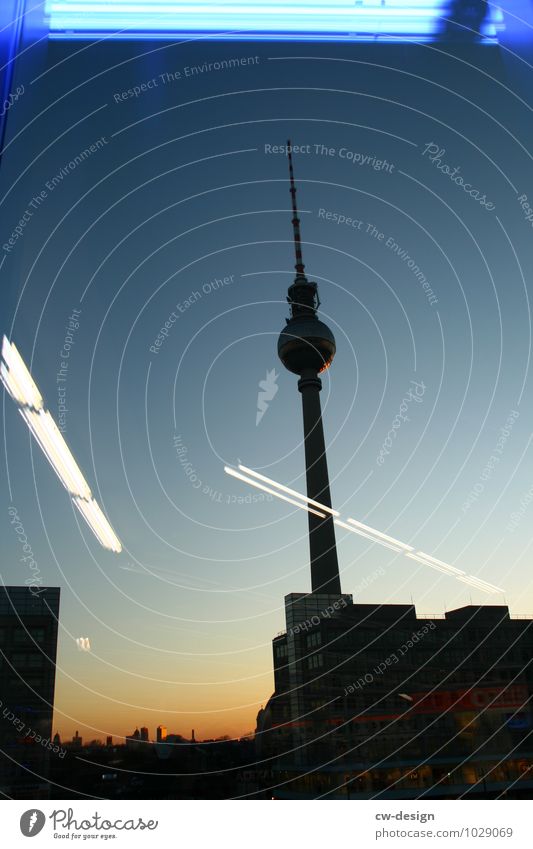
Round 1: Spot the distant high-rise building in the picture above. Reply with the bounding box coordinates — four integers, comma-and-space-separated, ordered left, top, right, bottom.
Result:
156, 725, 167, 743
71, 730, 82, 748
106, 735, 113, 747
140, 726, 149, 742
0, 586, 60, 798
126, 728, 141, 749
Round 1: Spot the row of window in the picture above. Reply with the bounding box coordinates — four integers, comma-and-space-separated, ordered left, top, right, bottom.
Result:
9, 653, 46, 669
0, 627, 46, 645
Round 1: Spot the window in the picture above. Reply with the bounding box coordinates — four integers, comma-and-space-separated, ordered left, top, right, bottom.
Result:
11, 627, 46, 645
11, 653, 44, 669
31, 628, 45, 644
13, 628, 31, 644
306, 632, 322, 649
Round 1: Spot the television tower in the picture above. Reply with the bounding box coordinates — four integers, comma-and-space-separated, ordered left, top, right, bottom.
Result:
278, 142, 342, 596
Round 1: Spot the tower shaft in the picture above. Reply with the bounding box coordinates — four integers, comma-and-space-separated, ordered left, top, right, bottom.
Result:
299, 370, 341, 594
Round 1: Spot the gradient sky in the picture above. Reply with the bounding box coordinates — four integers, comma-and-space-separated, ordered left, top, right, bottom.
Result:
2, 16, 533, 743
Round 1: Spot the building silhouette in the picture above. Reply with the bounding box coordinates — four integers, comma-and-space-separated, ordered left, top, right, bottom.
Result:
71, 730, 82, 749
0, 585, 60, 798
125, 727, 151, 752
156, 725, 167, 743
256, 148, 533, 799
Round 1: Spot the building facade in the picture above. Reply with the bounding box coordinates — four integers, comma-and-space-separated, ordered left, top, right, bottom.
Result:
258, 599, 533, 798
0, 585, 60, 798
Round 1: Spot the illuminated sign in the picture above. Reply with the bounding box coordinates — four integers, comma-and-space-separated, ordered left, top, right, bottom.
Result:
412, 684, 529, 713
352, 685, 530, 724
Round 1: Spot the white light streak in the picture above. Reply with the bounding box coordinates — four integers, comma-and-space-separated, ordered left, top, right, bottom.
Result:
1, 337, 43, 410
224, 466, 326, 518
20, 408, 92, 500
72, 497, 122, 553
415, 551, 465, 575
238, 464, 339, 516
459, 574, 504, 593
335, 518, 403, 553
405, 551, 460, 576
407, 553, 503, 594
2, 335, 122, 553
347, 517, 414, 552
224, 462, 505, 596
456, 575, 503, 594
471, 578, 504, 593
1, 361, 29, 407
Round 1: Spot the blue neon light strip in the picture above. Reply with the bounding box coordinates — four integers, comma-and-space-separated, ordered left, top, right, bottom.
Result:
45, 1, 503, 42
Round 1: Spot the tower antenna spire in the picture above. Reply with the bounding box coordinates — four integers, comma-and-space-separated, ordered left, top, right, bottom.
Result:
287, 140, 306, 278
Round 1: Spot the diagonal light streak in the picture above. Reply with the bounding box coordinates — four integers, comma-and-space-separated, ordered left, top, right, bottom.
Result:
1, 336, 43, 410
456, 575, 504, 594
224, 466, 326, 518
405, 551, 460, 576
1, 336, 122, 553
238, 463, 339, 516
415, 551, 465, 576
72, 496, 122, 552
19, 408, 92, 500
226, 463, 504, 595
347, 517, 414, 552
335, 518, 403, 553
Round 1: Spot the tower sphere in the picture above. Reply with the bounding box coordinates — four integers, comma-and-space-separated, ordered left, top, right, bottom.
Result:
278, 315, 336, 375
